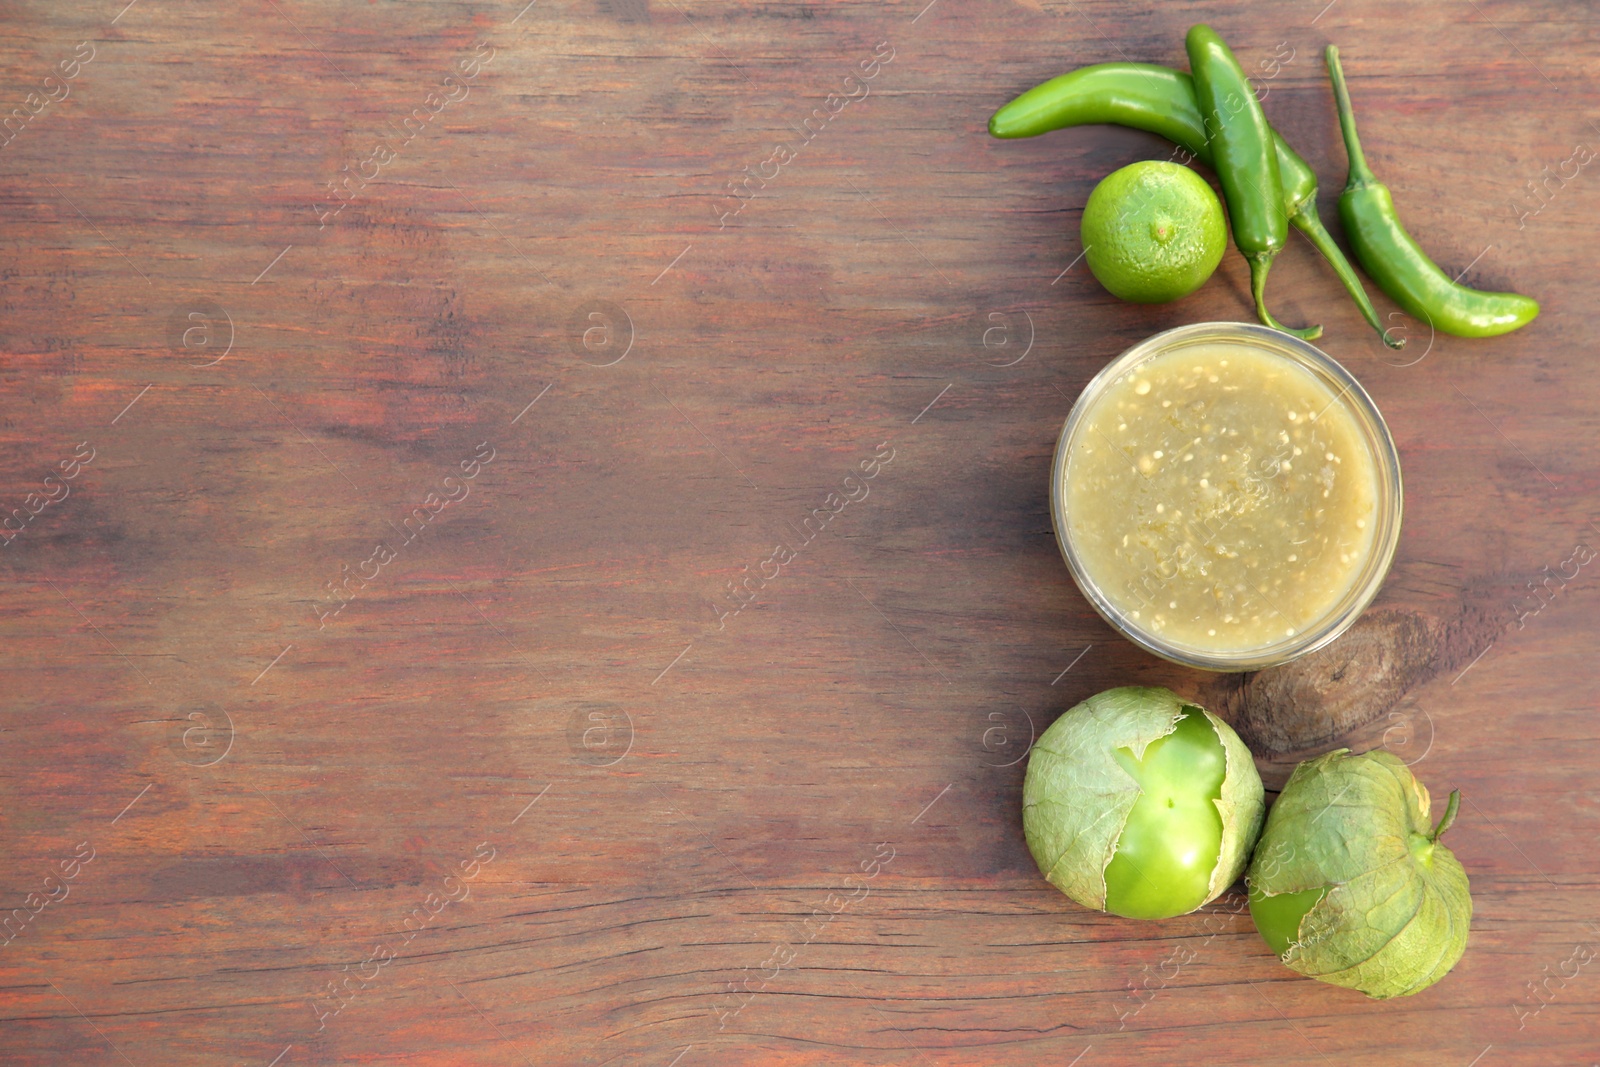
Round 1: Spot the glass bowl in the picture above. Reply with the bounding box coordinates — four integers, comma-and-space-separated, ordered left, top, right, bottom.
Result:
1050, 321, 1403, 672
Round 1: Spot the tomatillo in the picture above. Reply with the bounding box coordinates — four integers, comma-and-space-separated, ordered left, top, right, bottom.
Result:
1246, 749, 1472, 999
1022, 687, 1265, 919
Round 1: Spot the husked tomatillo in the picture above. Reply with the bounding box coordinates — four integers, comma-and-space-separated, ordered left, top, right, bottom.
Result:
1023, 686, 1264, 919
1247, 749, 1471, 998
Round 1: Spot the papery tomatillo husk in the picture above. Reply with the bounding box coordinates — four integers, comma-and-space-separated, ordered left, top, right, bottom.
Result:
1247, 748, 1471, 998
1023, 686, 1264, 916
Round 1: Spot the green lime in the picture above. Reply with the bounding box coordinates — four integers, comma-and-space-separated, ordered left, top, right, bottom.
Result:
1081, 161, 1227, 304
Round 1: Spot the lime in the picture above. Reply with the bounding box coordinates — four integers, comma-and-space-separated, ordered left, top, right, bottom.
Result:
1081, 161, 1227, 304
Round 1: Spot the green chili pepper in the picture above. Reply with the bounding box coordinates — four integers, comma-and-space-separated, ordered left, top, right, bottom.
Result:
1186, 25, 1318, 340
1326, 45, 1539, 338
990, 63, 1210, 151
990, 63, 1399, 348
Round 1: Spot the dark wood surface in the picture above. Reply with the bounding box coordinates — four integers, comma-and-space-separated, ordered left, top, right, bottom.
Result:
2, 1, 1597, 1064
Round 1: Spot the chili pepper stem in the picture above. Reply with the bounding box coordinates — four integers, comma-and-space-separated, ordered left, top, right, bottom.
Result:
1326, 46, 1378, 191
1249, 254, 1323, 340
1292, 211, 1404, 348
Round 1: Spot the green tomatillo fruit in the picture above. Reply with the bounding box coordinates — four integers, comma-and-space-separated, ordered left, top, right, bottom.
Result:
1247, 749, 1471, 999
1022, 686, 1264, 920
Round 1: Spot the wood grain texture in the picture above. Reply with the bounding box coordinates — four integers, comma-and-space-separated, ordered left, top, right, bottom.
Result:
1, 1, 1597, 1064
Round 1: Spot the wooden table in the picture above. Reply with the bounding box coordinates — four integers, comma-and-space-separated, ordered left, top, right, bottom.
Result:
2, 1, 1595, 1063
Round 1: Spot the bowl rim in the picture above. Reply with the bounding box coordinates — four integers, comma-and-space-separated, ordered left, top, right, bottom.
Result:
1049, 321, 1404, 672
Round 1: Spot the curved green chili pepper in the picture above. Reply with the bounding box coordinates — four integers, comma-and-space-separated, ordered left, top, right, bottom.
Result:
1326, 45, 1539, 338
1187, 25, 1319, 340
990, 63, 1210, 150
990, 63, 1399, 348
